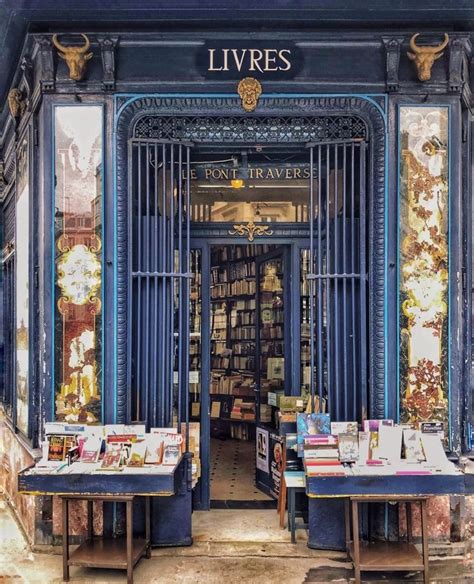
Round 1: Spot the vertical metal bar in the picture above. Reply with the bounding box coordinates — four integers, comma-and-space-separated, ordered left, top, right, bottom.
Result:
309, 146, 315, 411
144, 144, 151, 424
152, 143, 159, 428
136, 142, 142, 421
325, 143, 332, 414
177, 144, 183, 434
160, 143, 167, 426
342, 144, 348, 420
359, 142, 368, 420
334, 144, 340, 420
169, 143, 175, 427
351, 142, 357, 421
184, 145, 191, 452
317, 145, 324, 407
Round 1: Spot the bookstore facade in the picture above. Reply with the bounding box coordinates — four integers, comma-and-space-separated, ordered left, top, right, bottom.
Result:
1, 5, 474, 550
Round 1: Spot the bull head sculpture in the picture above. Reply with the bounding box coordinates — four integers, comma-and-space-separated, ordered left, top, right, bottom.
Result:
52, 34, 93, 81
407, 33, 449, 82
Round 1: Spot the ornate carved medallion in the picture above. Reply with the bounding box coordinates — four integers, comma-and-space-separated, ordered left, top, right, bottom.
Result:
229, 221, 274, 242
237, 77, 262, 112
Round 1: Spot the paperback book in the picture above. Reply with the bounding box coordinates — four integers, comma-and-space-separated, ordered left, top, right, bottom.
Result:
101, 443, 123, 470
128, 441, 147, 467
338, 433, 359, 463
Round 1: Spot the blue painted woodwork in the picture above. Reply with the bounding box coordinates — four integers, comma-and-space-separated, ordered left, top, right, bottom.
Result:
306, 474, 466, 497
307, 498, 347, 550
18, 464, 181, 496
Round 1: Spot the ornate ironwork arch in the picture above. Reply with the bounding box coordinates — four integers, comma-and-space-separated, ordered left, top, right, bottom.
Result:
115, 96, 387, 423
132, 114, 368, 143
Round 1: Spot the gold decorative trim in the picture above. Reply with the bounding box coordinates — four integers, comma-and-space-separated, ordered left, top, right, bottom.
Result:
228, 221, 274, 242
237, 77, 262, 112
8, 88, 26, 119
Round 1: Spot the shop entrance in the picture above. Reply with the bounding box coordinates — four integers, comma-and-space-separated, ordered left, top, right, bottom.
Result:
127, 116, 369, 512
190, 243, 292, 507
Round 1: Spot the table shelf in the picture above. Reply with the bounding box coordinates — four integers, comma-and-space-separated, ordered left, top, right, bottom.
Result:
348, 541, 424, 571
68, 537, 149, 570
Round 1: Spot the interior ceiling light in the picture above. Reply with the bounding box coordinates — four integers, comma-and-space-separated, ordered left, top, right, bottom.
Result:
230, 179, 245, 189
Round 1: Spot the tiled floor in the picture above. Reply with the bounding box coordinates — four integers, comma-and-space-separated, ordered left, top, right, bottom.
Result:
210, 437, 272, 501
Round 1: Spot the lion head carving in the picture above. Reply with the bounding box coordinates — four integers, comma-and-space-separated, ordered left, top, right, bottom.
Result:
237, 77, 262, 112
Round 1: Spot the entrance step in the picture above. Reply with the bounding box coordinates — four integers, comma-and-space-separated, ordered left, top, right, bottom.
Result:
151, 541, 348, 560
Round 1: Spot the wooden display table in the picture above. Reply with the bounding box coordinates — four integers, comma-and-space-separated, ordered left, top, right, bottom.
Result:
348, 495, 429, 584
61, 494, 151, 584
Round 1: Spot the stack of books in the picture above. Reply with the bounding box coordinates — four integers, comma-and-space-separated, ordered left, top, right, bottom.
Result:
303, 434, 345, 476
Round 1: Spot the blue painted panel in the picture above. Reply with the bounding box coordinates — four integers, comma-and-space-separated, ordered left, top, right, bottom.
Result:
306, 474, 465, 497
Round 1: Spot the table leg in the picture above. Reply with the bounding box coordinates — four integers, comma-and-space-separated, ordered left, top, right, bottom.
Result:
421, 499, 429, 584
145, 497, 151, 559
351, 500, 361, 584
87, 500, 94, 541
344, 499, 351, 554
406, 501, 413, 543
62, 498, 69, 582
127, 500, 133, 584
279, 475, 287, 528
289, 489, 296, 544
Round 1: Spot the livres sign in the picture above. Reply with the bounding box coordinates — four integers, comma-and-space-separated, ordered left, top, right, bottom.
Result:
197, 41, 303, 79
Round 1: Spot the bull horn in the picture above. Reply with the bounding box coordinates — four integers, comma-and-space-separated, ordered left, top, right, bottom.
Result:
52, 34, 69, 53
52, 33, 90, 53
409, 33, 449, 54
76, 34, 91, 54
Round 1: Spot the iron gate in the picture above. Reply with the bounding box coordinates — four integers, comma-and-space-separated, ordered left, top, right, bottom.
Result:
307, 140, 368, 420
128, 117, 369, 436
129, 139, 192, 445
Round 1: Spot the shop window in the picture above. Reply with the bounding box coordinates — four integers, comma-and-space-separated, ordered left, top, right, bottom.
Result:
1, 236, 15, 419
54, 106, 103, 424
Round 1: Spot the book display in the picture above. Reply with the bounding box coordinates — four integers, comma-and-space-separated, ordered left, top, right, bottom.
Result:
24, 423, 200, 483
297, 415, 460, 478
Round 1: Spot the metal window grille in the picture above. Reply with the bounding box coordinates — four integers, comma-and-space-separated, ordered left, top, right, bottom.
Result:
307, 140, 368, 421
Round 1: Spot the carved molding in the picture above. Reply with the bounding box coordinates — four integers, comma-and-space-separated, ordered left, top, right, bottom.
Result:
382, 37, 404, 92
36, 36, 55, 92
115, 96, 387, 421
98, 36, 118, 90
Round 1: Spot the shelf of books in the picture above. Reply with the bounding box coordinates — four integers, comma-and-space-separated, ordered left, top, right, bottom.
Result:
207, 246, 262, 440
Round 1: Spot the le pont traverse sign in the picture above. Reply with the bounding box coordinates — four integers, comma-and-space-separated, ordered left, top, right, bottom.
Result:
197, 41, 303, 79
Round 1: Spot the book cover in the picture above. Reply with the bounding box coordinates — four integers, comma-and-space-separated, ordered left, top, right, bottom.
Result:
127, 441, 147, 467
368, 431, 379, 460
297, 413, 331, 436
47, 435, 67, 462
378, 425, 402, 462
80, 436, 102, 463
358, 431, 370, 464
145, 435, 163, 464
101, 443, 123, 470
338, 433, 359, 463
362, 419, 394, 432
420, 422, 444, 439
210, 401, 221, 419
162, 444, 181, 466
331, 422, 358, 436
403, 429, 425, 462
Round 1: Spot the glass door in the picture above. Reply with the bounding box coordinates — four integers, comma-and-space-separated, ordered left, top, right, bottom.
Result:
255, 247, 291, 497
